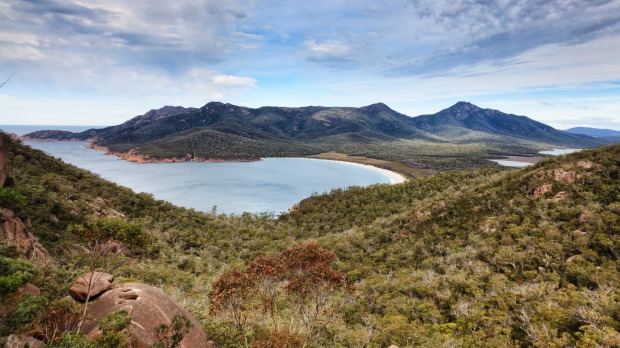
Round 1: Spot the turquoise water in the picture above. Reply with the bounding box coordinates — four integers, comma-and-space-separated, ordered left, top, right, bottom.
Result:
23, 141, 390, 215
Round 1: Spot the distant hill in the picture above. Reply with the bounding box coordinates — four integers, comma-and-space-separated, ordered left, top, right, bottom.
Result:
566, 126, 620, 142
22, 101, 607, 169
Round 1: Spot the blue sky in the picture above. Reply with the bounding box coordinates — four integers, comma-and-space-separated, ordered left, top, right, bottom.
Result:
1, 0, 619, 130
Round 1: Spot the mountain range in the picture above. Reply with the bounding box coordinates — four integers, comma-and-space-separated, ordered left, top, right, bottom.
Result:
23, 101, 608, 169
566, 127, 620, 142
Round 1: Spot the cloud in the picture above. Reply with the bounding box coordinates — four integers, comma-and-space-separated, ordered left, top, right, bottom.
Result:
303, 39, 355, 66
0, 0, 259, 72
389, 0, 620, 75
1, 0, 620, 129
212, 74, 257, 88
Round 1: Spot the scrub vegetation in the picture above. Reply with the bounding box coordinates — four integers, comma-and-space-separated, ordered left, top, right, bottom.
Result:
1, 132, 619, 347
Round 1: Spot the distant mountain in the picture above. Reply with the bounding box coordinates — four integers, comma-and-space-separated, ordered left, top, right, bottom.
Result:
566, 127, 620, 142
411, 102, 602, 146
22, 105, 196, 142
22, 101, 607, 168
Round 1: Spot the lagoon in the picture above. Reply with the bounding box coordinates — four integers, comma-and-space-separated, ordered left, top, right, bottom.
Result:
22, 141, 392, 215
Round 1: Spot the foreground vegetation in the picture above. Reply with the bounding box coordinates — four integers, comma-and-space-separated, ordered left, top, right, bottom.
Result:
1, 132, 619, 347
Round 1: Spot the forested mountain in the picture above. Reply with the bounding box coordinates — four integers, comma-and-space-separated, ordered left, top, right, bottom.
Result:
567, 127, 620, 142
411, 101, 600, 145
23, 102, 606, 169
2, 132, 620, 347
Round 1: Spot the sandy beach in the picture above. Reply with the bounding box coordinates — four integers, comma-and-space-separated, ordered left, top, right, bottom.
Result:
302, 157, 407, 184
350, 162, 407, 184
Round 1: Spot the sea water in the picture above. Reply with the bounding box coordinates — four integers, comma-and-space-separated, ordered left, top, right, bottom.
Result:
21, 140, 390, 215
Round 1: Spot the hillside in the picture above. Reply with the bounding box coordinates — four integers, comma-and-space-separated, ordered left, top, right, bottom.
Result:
567, 126, 620, 142
23, 102, 607, 170
412, 102, 601, 146
2, 132, 620, 347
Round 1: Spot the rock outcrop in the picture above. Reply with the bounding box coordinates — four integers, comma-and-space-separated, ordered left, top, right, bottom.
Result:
69, 272, 115, 302
18, 283, 41, 297
531, 183, 554, 199
0, 208, 50, 262
80, 282, 209, 348
3, 334, 44, 348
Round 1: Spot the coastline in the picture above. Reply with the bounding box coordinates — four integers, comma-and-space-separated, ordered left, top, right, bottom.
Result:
25, 139, 408, 184
84, 143, 408, 184
300, 157, 407, 184
352, 162, 407, 184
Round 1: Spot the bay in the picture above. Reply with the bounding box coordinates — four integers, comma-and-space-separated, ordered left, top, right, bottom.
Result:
23, 141, 391, 215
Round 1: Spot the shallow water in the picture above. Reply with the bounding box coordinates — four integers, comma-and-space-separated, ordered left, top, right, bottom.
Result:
24, 141, 391, 215
489, 159, 532, 168
539, 149, 582, 156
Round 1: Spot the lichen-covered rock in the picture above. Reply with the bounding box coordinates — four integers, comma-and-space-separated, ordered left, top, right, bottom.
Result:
0, 208, 50, 262
81, 283, 209, 348
531, 183, 553, 199
3, 334, 44, 348
69, 272, 115, 302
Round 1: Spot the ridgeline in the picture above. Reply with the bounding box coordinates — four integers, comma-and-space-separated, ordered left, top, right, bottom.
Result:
22, 101, 607, 171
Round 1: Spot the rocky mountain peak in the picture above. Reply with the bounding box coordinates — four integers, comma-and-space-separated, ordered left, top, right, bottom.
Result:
361, 102, 394, 114
446, 101, 484, 120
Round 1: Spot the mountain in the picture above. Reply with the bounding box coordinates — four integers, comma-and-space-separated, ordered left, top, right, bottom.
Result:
21, 105, 196, 142
411, 101, 602, 145
22, 101, 607, 169
566, 126, 620, 142
3, 130, 620, 347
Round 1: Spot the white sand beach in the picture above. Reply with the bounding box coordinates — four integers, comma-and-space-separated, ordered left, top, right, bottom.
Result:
302, 158, 407, 184
348, 162, 407, 184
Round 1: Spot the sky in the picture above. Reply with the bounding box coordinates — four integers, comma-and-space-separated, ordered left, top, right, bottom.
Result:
1, 0, 620, 130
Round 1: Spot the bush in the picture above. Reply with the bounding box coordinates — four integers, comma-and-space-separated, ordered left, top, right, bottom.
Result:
152, 315, 193, 348
35, 297, 82, 341
7, 295, 47, 331
0, 187, 26, 208
67, 218, 148, 252
47, 332, 95, 348
0, 256, 36, 297
100, 310, 131, 332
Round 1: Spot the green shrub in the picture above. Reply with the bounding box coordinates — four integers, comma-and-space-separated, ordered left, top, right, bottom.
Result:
0, 186, 26, 207
7, 295, 47, 331
0, 256, 36, 297
94, 331, 129, 348
99, 310, 131, 333
47, 332, 95, 348
67, 218, 148, 251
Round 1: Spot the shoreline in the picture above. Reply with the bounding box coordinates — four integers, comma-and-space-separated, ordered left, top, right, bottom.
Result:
84, 143, 408, 184
294, 157, 407, 185
24, 139, 408, 185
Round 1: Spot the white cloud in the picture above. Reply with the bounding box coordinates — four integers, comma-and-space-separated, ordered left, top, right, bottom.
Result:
212, 74, 257, 88
303, 39, 354, 63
